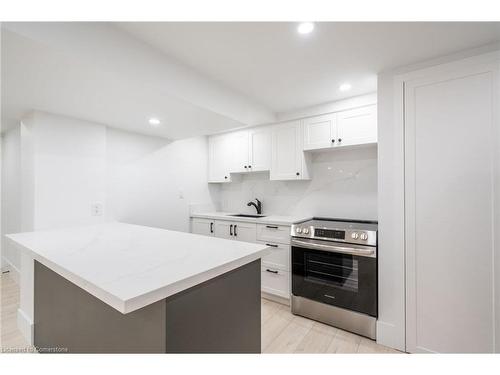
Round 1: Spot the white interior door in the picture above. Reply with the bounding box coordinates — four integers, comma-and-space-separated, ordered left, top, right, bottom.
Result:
404, 61, 499, 353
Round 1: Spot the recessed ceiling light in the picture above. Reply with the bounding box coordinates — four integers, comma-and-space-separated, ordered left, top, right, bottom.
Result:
297, 22, 315, 35
148, 117, 161, 126
339, 83, 352, 92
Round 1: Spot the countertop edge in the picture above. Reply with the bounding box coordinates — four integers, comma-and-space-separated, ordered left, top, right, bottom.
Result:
190, 212, 312, 225
122, 248, 269, 314
6, 234, 270, 315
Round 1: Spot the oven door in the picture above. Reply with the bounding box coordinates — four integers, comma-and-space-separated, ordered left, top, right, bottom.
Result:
291, 238, 377, 317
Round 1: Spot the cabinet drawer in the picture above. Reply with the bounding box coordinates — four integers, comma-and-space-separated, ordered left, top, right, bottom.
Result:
261, 267, 290, 299
258, 241, 290, 271
256, 224, 291, 244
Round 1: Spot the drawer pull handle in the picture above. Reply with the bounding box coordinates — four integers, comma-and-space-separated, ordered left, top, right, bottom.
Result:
266, 243, 278, 247
266, 225, 278, 229
266, 269, 279, 274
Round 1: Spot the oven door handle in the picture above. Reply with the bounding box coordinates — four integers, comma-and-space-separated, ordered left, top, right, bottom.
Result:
291, 239, 375, 258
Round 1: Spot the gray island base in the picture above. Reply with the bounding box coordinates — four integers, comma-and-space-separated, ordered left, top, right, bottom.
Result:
34, 259, 261, 353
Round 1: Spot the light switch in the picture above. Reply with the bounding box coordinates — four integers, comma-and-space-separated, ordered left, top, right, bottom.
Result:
91, 202, 103, 216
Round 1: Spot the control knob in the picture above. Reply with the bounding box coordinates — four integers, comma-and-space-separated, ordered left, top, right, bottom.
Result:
351, 232, 359, 240
360, 233, 368, 241
296, 227, 302, 234
303, 228, 310, 234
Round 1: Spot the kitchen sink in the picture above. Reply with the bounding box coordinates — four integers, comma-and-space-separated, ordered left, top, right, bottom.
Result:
229, 214, 267, 218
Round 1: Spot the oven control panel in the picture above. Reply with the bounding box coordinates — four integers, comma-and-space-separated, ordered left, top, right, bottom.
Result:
291, 223, 377, 246
314, 228, 345, 240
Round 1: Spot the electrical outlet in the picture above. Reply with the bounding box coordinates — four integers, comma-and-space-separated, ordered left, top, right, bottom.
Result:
91, 202, 103, 216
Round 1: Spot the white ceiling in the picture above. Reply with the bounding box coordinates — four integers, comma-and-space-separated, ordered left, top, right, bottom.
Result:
2, 22, 500, 139
116, 22, 500, 113
1, 23, 274, 139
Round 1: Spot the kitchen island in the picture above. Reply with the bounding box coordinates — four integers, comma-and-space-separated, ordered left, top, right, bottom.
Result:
6, 222, 269, 353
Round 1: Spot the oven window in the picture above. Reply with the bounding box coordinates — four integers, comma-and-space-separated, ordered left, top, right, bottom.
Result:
304, 252, 359, 292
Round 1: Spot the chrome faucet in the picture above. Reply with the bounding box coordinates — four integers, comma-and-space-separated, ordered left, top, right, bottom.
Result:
247, 198, 262, 215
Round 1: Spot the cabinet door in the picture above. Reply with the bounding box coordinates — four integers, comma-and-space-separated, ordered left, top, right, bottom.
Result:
233, 222, 257, 243
208, 135, 232, 183
303, 113, 336, 150
336, 105, 377, 147
213, 220, 234, 240
191, 218, 214, 236
229, 130, 249, 173
248, 127, 271, 172
270, 121, 304, 180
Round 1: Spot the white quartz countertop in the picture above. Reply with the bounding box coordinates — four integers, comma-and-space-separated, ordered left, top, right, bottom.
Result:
6, 222, 269, 314
190, 212, 311, 225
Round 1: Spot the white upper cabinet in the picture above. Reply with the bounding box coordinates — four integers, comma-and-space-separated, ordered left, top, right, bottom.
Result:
207, 102, 376, 183
271, 121, 310, 181
303, 113, 337, 150
229, 130, 250, 173
208, 134, 232, 183
248, 127, 271, 172
336, 105, 377, 147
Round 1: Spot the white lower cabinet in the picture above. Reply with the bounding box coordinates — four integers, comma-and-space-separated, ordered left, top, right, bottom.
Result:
213, 220, 257, 242
261, 267, 290, 299
191, 218, 215, 236
213, 220, 233, 239
190, 217, 292, 300
256, 224, 291, 244
231, 222, 257, 242
258, 240, 291, 299
257, 241, 290, 271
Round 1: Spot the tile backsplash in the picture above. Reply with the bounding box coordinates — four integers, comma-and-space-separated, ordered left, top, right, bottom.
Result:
220, 146, 378, 220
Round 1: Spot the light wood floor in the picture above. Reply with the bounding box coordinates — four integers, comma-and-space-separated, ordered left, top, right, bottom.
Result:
1, 272, 400, 354
261, 298, 400, 353
1, 272, 31, 352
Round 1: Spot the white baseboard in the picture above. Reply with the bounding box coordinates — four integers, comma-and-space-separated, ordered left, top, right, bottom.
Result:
17, 308, 34, 345
376, 320, 406, 352
261, 292, 290, 306
1, 256, 20, 285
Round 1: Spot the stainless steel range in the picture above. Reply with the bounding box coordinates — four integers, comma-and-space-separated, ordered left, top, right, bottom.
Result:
290, 218, 378, 339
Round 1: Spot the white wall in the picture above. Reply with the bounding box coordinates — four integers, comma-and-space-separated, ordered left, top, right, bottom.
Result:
106, 128, 219, 232
31, 112, 107, 230
220, 146, 377, 220
1, 127, 21, 276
